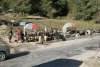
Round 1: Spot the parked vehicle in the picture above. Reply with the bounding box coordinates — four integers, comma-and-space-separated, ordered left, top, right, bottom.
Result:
0, 45, 10, 61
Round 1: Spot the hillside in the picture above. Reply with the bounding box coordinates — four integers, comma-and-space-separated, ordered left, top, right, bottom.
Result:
0, 0, 100, 21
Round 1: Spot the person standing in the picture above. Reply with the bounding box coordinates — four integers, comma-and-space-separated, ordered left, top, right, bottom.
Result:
23, 29, 28, 42
56, 30, 60, 41
8, 28, 13, 43
90, 29, 93, 37
50, 28, 53, 40
17, 28, 22, 43
22, 29, 24, 42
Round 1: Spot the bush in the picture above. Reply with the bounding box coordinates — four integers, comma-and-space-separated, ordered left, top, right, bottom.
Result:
14, 22, 19, 26
1, 18, 10, 25
95, 20, 100, 23
0, 8, 2, 13
74, 14, 82, 20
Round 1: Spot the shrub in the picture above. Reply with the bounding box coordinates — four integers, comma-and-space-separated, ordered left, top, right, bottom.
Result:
95, 20, 100, 24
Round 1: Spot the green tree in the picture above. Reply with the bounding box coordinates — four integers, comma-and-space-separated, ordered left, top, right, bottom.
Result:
11, 0, 32, 15
0, 0, 2, 13
1, 0, 9, 12
29, 0, 42, 15
51, 0, 68, 17
75, 0, 100, 20
40, 0, 53, 18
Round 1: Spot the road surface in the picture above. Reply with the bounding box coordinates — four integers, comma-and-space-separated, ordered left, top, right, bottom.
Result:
0, 36, 100, 67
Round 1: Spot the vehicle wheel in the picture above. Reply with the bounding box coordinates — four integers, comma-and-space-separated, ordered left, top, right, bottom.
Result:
0, 52, 6, 61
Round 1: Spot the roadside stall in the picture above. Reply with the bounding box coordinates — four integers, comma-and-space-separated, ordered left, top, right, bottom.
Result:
62, 23, 76, 38
23, 23, 39, 42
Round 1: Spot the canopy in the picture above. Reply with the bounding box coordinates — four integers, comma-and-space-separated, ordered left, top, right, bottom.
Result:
63, 23, 76, 28
63, 23, 76, 34
24, 23, 39, 29
24, 23, 39, 35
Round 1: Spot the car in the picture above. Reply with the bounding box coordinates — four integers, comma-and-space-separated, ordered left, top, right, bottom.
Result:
0, 45, 10, 61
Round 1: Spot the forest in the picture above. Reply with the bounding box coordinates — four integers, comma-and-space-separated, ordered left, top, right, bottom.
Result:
0, 0, 100, 21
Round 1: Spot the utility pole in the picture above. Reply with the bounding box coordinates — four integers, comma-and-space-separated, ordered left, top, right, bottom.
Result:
11, 20, 14, 29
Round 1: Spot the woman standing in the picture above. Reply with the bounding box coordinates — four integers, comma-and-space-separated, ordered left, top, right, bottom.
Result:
17, 28, 22, 43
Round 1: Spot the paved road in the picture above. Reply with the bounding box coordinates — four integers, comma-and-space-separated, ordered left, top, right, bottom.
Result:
0, 36, 100, 67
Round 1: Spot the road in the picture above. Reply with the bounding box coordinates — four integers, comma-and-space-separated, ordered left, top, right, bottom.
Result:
0, 36, 100, 67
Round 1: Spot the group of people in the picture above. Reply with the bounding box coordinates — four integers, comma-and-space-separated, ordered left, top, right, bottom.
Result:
8, 28, 26, 43
44, 28, 61, 40
8, 27, 61, 43
9, 27, 87, 43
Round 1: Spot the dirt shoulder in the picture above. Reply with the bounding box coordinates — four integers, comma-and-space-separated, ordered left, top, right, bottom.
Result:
0, 25, 38, 53
0, 25, 99, 55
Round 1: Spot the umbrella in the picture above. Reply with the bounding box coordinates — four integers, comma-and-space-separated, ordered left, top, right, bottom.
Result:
63, 23, 76, 28
63, 23, 76, 34
44, 27, 47, 35
24, 23, 39, 29
24, 23, 39, 35
44, 27, 47, 32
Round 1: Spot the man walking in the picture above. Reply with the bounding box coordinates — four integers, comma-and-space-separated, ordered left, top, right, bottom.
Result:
8, 28, 13, 43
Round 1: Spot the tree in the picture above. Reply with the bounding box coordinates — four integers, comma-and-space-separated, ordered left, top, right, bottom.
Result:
40, 0, 53, 18
1, 0, 9, 12
51, 0, 68, 17
0, 0, 2, 13
11, 0, 32, 15
29, 0, 42, 15
75, 0, 100, 20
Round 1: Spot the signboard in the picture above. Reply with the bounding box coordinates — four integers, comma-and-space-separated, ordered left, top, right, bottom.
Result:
19, 22, 26, 26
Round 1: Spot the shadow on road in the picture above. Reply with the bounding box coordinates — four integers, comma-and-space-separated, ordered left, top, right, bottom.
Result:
33, 58, 83, 67
5, 52, 30, 60
85, 46, 99, 50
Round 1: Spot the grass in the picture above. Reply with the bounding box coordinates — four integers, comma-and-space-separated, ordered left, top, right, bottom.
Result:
3, 17, 100, 30
6, 17, 100, 28
1, 14, 100, 37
